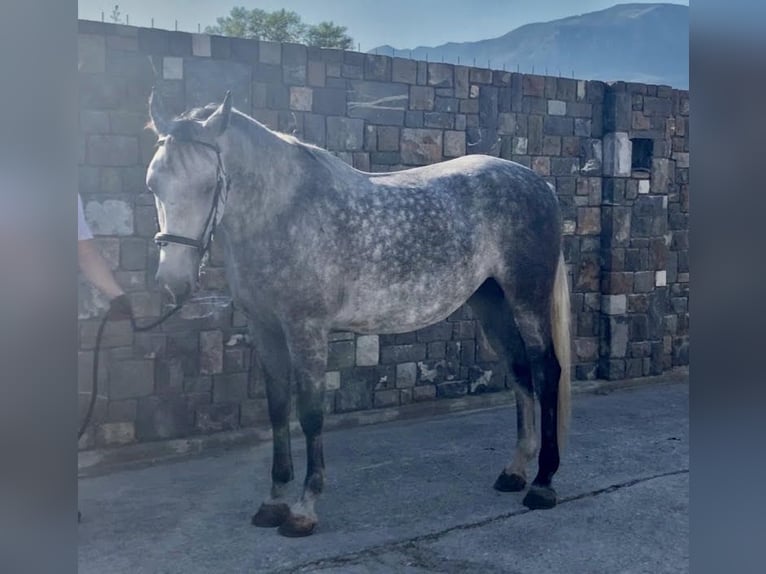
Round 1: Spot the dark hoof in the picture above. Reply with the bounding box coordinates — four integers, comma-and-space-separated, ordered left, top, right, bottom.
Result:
251, 502, 290, 528
277, 513, 317, 538
494, 471, 526, 492
523, 485, 557, 510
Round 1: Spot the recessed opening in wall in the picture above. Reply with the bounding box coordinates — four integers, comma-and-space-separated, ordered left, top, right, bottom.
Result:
631, 138, 653, 174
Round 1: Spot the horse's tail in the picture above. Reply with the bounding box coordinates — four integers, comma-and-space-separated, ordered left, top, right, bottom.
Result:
551, 251, 572, 450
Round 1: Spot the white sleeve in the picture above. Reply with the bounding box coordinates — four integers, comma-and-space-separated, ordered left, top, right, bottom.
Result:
78, 194, 93, 241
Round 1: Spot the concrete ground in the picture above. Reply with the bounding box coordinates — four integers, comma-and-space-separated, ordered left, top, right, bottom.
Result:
78, 380, 689, 574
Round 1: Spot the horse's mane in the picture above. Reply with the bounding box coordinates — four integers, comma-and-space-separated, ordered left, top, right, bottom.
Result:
165, 103, 343, 171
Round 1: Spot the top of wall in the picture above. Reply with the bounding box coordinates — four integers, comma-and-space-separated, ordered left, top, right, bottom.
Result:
77, 19, 689, 98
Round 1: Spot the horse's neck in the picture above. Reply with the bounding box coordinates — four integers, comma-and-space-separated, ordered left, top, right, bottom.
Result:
221, 123, 302, 227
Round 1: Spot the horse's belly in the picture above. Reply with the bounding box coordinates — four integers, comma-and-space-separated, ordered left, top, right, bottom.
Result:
332, 274, 484, 335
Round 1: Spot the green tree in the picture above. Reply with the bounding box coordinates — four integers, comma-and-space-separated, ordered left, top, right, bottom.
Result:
306, 21, 354, 49
263, 9, 307, 43
205, 6, 354, 49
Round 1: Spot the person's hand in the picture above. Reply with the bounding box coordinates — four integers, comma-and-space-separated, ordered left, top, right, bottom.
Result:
106, 294, 133, 322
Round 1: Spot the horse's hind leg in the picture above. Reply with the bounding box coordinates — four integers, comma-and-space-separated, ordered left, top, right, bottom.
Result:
249, 318, 294, 528
467, 279, 538, 492
511, 303, 563, 510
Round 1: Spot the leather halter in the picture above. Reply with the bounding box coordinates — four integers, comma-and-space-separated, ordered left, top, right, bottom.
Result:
153, 137, 229, 258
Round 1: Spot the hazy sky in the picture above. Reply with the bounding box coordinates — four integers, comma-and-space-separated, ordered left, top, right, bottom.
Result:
79, 1, 689, 51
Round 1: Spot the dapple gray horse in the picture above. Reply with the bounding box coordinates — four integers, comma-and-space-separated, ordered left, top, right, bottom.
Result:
146, 90, 571, 537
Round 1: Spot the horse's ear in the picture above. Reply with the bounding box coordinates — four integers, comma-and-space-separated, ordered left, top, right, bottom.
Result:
202, 91, 233, 137
148, 87, 171, 135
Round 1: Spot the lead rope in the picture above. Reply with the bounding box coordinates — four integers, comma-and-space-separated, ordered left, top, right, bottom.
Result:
78, 303, 184, 440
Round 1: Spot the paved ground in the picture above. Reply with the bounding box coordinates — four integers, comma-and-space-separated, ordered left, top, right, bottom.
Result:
78, 381, 688, 573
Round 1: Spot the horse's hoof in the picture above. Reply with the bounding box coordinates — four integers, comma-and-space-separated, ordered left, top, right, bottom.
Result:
251, 502, 290, 528
523, 485, 557, 509
494, 471, 526, 492
277, 513, 317, 537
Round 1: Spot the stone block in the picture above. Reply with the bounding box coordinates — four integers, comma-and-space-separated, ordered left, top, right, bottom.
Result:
424, 112, 453, 129
356, 335, 380, 366
135, 395, 194, 440
289, 87, 313, 111
328, 340, 356, 369
109, 359, 154, 400
392, 58, 417, 84
436, 381, 468, 398
184, 58, 251, 110
78, 34, 106, 73
577, 207, 601, 235
87, 135, 138, 167
575, 119, 592, 137
97, 422, 135, 446
380, 343, 427, 364
396, 362, 418, 388
325, 371, 341, 391
182, 33, 208, 57
544, 116, 574, 136
212, 373, 248, 403
410, 86, 435, 111
548, 100, 566, 115
409, 385, 434, 402
605, 91, 631, 132
199, 330, 223, 375
84, 199, 133, 236
601, 294, 626, 316
401, 128, 443, 165
522, 75, 545, 97
196, 403, 239, 433
374, 389, 400, 408
364, 54, 390, 81
162, 57, 183, 80
428, 63, 454, 87
603, 132, 632, 177
416, 322, 453, 343
326, 117, 364, 151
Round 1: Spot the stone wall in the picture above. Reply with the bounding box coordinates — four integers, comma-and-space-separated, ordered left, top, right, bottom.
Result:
76, 20, 689, 449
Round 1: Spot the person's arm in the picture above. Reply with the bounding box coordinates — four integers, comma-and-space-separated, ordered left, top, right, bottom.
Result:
77, 239, 125, 299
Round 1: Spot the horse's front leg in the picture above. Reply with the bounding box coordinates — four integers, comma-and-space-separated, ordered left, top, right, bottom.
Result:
249, 319, 295, 528
278, 322, 328, 538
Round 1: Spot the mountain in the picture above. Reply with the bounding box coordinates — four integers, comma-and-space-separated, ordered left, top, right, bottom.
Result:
371, 3, 688, 89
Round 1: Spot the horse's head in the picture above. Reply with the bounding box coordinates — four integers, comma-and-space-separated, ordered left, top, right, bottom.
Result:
146, 89, 233, 304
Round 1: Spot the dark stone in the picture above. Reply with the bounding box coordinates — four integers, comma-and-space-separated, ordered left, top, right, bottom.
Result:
336, 368, 379, 412
416, 322, 453, 343
392, 58, 417, 84
600, 359, 626, 380
551, 157, 579, 176
436, 380, 468, 398
604, 92, 631, 132
544, 116, 574, 136
195, 403, 239, 433
380, 344, 427, 364
212, 373, 248, 403
630, 315, 649, 340
312, 88, 346, 115
434, 97, 459, 113
424, 112, 454, 129
185, 59, 251, 110
119, 237, 146, 271
135, 395, 193, 440
230, 37, 259, 62
427, 341, 447, 360
633, 271, 654, 293
364, 54, 391, 81
210, 35, 231, 59
327, 340, 356, 370
136, 28, 169, 55
522, 97, 547, 115
405, 111, 424, 128
303, 114, 326, 147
